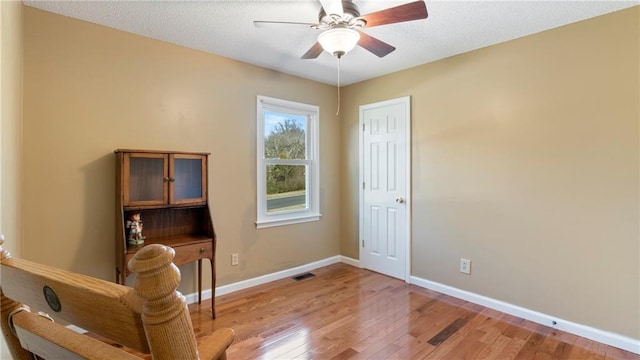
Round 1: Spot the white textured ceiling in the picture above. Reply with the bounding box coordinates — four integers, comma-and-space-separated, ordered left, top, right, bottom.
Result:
24, 0, 638, 86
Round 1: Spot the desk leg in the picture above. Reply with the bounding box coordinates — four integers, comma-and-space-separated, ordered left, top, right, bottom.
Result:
197, 259, 202, 304
210, 257, 215, 319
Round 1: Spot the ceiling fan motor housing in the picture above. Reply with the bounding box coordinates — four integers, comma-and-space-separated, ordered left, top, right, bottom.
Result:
318, 0, 367, 29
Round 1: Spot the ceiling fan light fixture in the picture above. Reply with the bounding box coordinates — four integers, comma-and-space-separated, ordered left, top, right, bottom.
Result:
318, 28, 360, 58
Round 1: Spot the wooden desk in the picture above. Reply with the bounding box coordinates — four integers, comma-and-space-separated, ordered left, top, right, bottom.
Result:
114, 150, 217, 318
123, 236, 214, 308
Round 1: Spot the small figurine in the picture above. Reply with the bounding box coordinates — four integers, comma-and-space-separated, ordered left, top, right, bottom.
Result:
126, 213, 146, 245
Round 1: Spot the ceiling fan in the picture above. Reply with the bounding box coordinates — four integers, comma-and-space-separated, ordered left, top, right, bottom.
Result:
254, 0, 429, 59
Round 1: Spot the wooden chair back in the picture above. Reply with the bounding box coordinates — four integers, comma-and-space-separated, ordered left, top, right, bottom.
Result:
0, 238, 234, 360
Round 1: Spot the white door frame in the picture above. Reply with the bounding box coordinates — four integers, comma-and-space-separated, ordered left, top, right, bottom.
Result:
358, 96, 411, 282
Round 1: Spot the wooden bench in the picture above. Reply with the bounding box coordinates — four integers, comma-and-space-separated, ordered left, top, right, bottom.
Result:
0, 238, 234, 359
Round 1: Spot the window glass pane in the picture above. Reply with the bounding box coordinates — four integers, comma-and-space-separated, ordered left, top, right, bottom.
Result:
129, 157, 164, 202
266, 164, 307, 213
264, 112, 306, 160
174, 158, 202, 200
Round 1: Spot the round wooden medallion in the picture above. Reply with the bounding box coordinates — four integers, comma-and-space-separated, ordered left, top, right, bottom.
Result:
43, 285, 61, 312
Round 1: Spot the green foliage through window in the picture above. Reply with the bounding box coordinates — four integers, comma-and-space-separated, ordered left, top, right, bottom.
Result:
264, 117, 306, 160
264, 115, 307, 196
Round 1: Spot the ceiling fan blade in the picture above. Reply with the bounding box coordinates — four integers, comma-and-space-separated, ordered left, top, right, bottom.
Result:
319, 0, 343, 17
361, 1, 428, 28
301, 42, 325, 59
357, 31, 396, 58
254, 21, 317, 29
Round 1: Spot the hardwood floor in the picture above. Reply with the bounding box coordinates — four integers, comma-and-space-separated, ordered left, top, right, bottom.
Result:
187, 263, 638, 360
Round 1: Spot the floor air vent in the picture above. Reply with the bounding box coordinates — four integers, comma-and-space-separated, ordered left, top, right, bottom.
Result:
292, 272, 315, 281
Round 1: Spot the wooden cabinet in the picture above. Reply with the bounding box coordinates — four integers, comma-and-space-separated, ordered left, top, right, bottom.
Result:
115, 149, 217, 318
122, 152, 207, 207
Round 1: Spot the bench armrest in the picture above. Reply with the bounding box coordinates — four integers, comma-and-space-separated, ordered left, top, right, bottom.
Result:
197, 327, 235, 360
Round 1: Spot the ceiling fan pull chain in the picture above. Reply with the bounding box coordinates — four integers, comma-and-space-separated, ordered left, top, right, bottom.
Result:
336, 57, 341, 116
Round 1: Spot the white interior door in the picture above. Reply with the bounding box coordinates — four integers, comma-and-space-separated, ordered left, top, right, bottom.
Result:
359, 97, 410, 280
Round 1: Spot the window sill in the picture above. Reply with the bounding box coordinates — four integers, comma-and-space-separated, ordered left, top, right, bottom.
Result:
256, 213, 322, 229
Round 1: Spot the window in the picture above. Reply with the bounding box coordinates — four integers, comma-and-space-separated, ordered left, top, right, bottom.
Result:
256, 96, 321, 228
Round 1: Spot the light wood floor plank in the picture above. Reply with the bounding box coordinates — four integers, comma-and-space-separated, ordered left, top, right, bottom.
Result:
183, 263, 638, 360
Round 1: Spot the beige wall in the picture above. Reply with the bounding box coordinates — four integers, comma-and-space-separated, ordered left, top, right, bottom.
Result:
341, 7, 639, 339
1, 1, 23, 258
21, 7, 341, 293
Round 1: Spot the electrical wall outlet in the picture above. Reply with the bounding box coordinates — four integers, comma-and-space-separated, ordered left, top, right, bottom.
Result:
231, 253, 239, 266
460, 258, 471, 274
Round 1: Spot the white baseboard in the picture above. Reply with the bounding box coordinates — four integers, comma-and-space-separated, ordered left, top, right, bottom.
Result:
184, 256, 638, 355
339, 255, 360, 267
184, 255, 343, 303
410, 276, 640, 355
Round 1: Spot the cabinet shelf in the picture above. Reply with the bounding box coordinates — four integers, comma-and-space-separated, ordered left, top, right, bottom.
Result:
115, 149, 216, 318
123, 202, 207, 211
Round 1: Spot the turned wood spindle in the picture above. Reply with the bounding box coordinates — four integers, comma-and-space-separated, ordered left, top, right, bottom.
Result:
128, 244, 200, 359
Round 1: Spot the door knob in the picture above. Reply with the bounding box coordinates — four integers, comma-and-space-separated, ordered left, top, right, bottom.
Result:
396, 197, 405, 204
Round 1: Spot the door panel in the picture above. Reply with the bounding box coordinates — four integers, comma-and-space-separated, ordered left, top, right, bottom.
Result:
370, 206, 380, 255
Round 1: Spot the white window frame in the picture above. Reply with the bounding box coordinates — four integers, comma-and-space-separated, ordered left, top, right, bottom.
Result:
256, 95, 321, 228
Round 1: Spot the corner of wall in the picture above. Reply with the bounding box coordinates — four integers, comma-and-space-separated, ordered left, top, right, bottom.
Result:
1, 0, 24, 258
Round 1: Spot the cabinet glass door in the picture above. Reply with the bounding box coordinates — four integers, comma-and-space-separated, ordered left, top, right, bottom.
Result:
124, 153, 168, 206
171, 154, 207, 204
